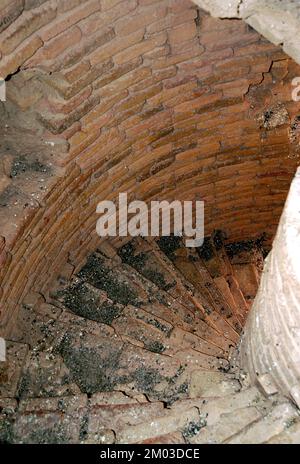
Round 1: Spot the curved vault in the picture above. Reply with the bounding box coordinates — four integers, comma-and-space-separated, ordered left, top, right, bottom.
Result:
0, 0, 299, 337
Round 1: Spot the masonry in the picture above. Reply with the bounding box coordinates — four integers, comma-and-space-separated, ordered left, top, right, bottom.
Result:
0, 0, 300, 445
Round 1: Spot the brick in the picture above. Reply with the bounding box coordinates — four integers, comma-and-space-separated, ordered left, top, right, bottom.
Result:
97, 66, 152, 98
101, 0, 124, 10
147, 8, 197, 35
90, 29, 143, 65
62, 60, 91, 84
81, 90, 128, 128
152, 48, 203, 70
143, 44, 170, 61
168, 0, 195, 14
38, 26, 81, 61
24, 0, 49, 8
200, 31, 258, 52
45, 60, 113, 100
168, 22, 197, 46
115, 4, 167, 36
0, 35, 43, 77
0, 0, 24, 34
147, 81, 196, 108
45, 86, 92, 114
114, 32, 167, 65
92, 58, 141, 90
174, 92, 222, 113
39, 1, 100, 41
116, 83, 162, 112
38, 94, 99, 134
0, 3, 57, 55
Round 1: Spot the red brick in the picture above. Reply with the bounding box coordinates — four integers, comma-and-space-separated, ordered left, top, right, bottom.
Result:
0, 35, 43, 77
115, 4, 167, 36
0, 3, 56, 55
114, 32, 167, 65
0, 0, 24, 34
168, 22, 197, 46
39, 0, 100, 42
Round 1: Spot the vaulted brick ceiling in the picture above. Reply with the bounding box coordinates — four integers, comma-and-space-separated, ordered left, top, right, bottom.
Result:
0, 0, 300, 336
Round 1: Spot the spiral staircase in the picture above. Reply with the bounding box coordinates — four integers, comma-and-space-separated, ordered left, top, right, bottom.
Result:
1, 0, 300, 445
1, 232, 299, 444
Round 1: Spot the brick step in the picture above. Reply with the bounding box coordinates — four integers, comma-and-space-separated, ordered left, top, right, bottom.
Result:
195, 233, 265, 318
3, 372, 297, 444
118, 238, 240, 344
86, 394, 167, 444
195, 233, 252, 322
225, 237, 265, 308
156, 237, 243, 333
67, 248, 234, 352
116, 405, 201, 444
189, 406, 262, 444
265, 419, 300, 443
56, 275, 228, 359
4, 310, 200, 403
225, 402, 300, 444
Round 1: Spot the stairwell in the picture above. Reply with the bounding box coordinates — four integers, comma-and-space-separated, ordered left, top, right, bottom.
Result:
1, 225, 300, 444
1, 0, 300, 445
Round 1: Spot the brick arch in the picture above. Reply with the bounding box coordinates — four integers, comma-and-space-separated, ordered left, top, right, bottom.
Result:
0, 0, 299, 337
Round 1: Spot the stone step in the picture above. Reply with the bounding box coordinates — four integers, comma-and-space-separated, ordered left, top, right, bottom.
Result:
9, 304, 63, 350
265, 419, 300, 443
213, 276, 245, 326
225, 239, 264, 305
119, 238, 240, 344
226, 402, 300, 444
226, 275, 249, 324
102, 243, 234, 352
187, 370, 241, 399
193, 239, 250, 325
12, 395, 88, 444
167, 326, 227, 358
87, 395, 166, 444
76, 252, 146, 307
231, 262, 260, 306
112, 306, 227, 359
55, 273, 229, 360
116, 405, 201, 444
56, 279, 125, 326
159, 238, 243, 334
170, 386, 269, 426
189, 406, 262, 444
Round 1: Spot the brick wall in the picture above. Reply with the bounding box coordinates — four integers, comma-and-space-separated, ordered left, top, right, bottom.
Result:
0, 0, 299, 336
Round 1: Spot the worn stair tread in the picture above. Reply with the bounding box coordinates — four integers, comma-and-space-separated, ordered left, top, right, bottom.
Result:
159, 241, 243, 334
57, 256, 233, 354
170, 386, 269, 425
226, 402, 299, 444
189, 406, 262, 444
118, 238, 240, 343
265, 419, 300, 443
188, 370, 241, 398
116, 405, 200, 444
